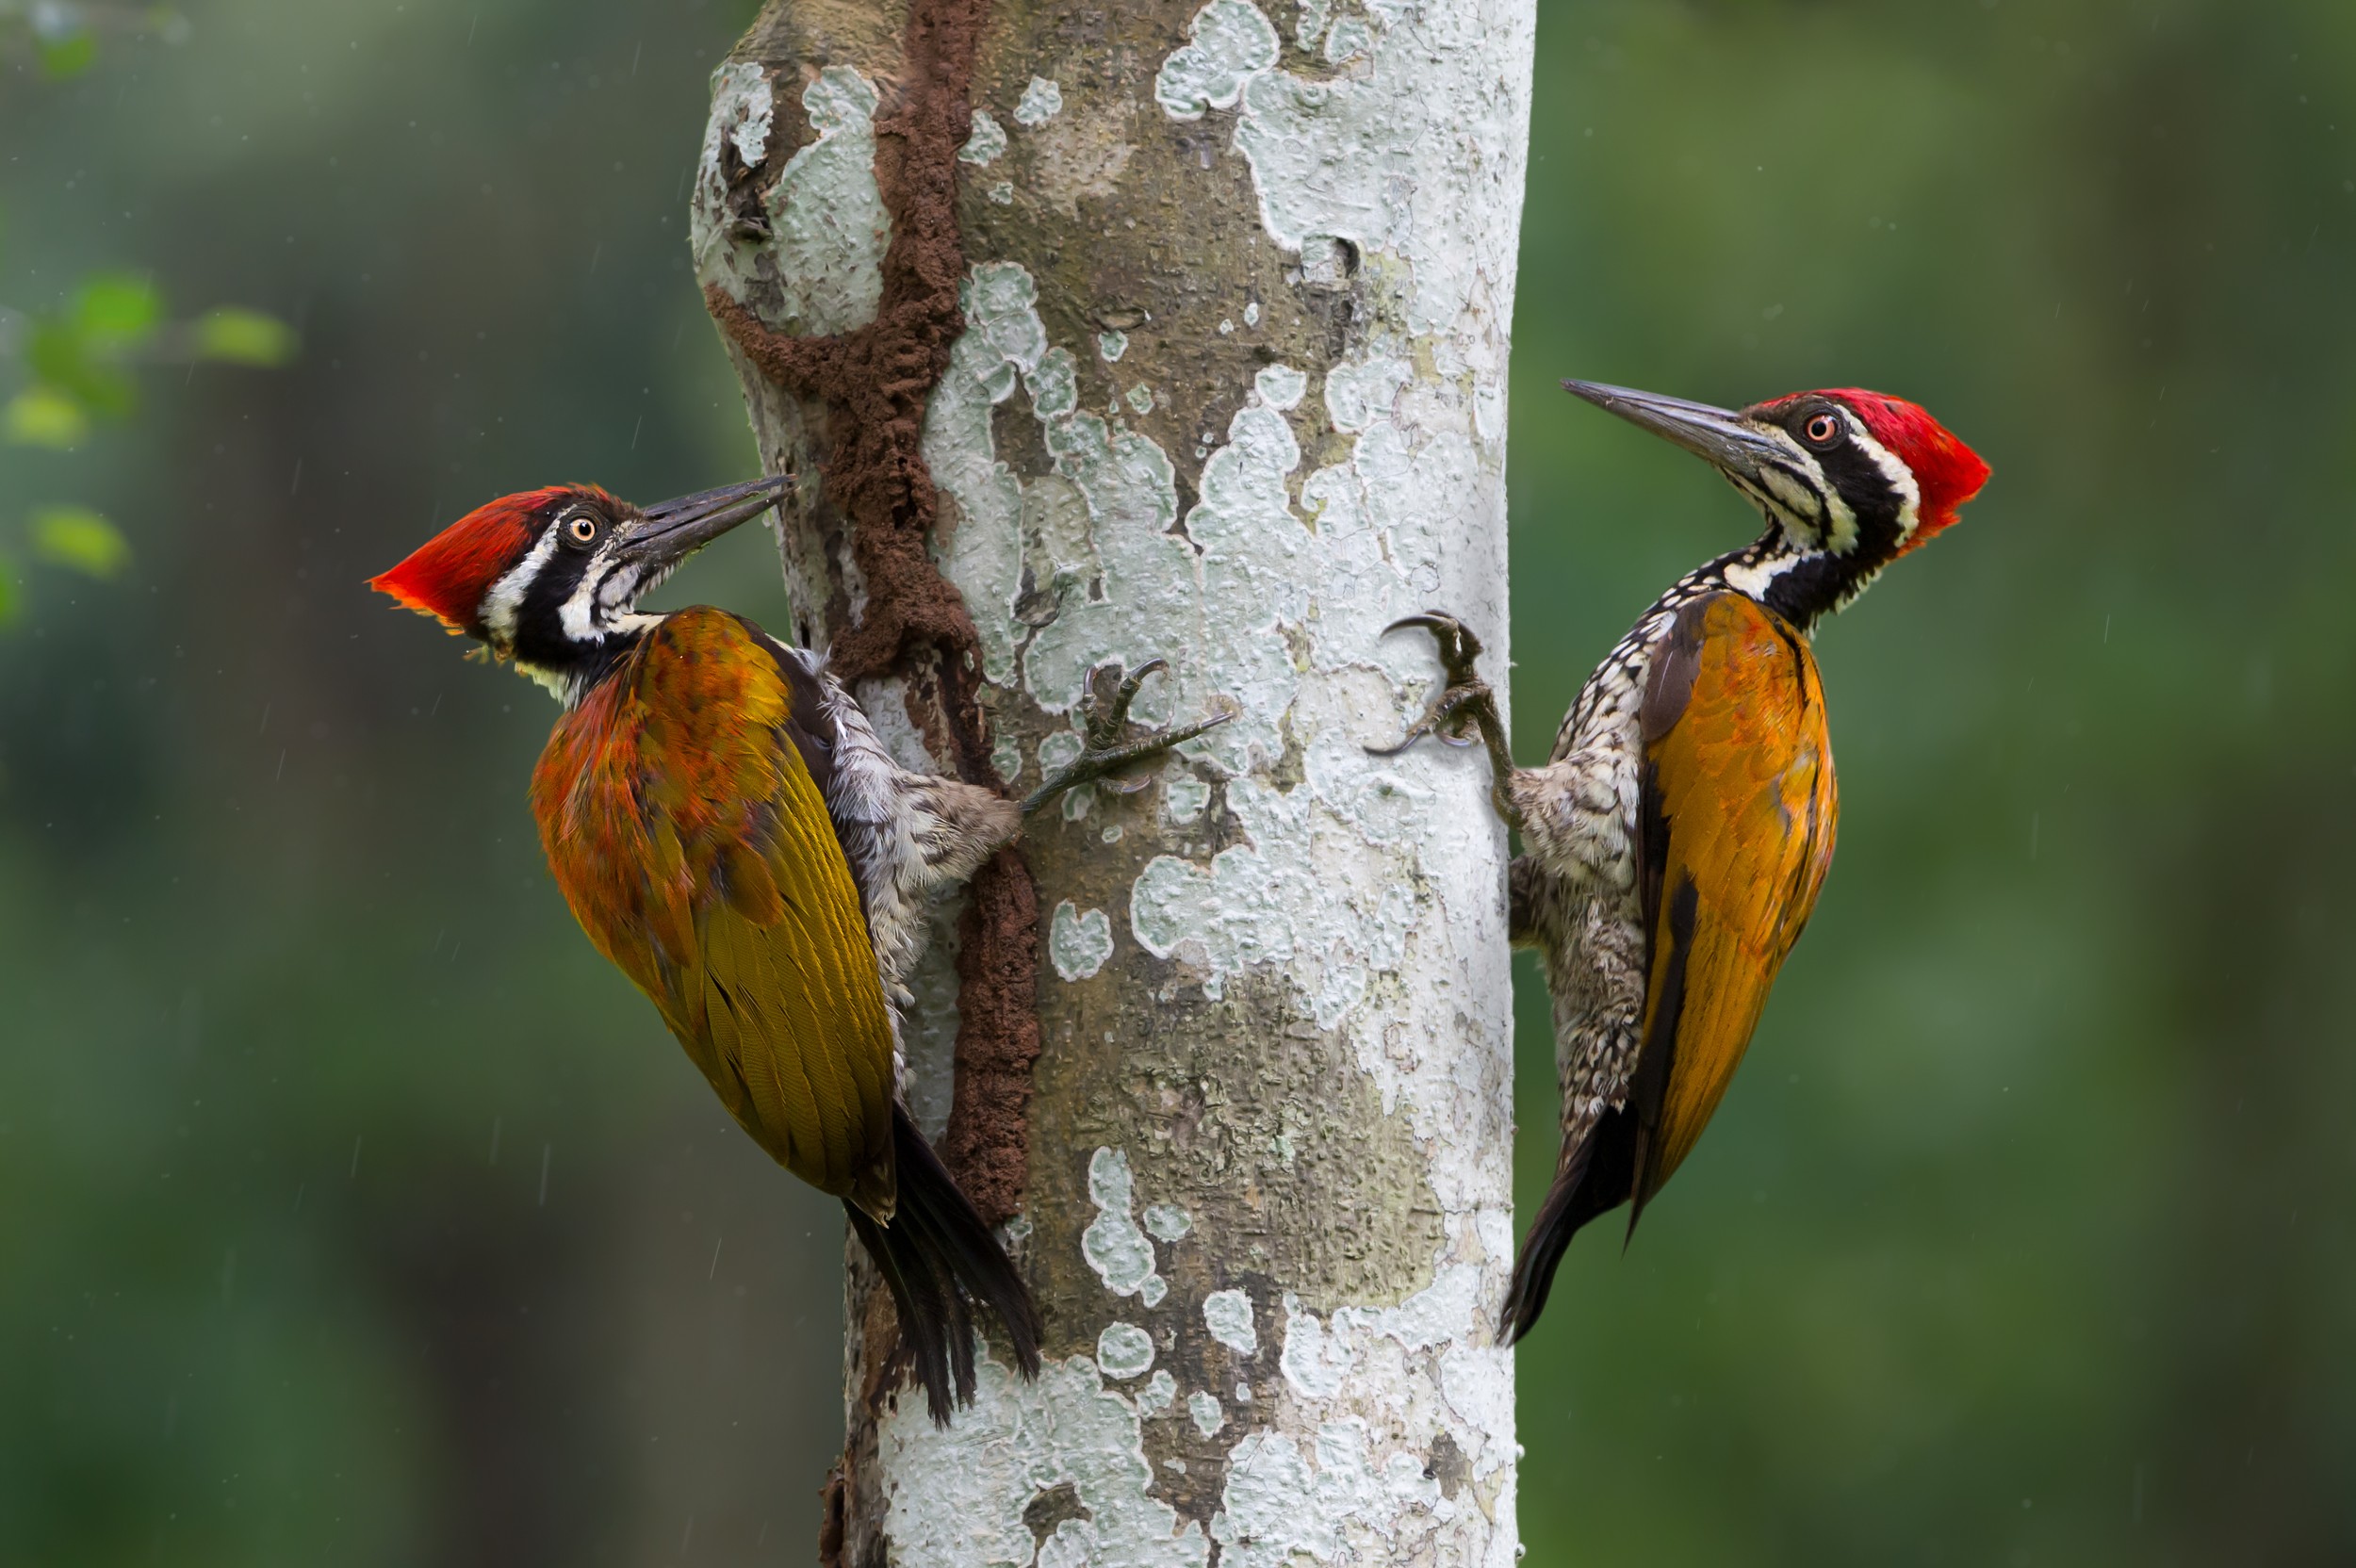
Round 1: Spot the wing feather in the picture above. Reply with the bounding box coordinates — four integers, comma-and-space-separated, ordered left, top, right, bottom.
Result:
533, 608, 898, 1202
1629, 592, 1838, 1213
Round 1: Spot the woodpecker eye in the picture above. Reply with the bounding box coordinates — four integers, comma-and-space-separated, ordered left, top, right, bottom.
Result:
1802, 412, 1843, 447
564, 514, 599, 546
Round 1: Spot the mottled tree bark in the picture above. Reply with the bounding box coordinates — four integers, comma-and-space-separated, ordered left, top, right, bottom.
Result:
689, 0, 1532, 1561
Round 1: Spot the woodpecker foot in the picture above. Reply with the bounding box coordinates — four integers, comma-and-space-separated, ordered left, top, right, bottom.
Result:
1370, 612, 1521, 826
1020, 659, 1235, 817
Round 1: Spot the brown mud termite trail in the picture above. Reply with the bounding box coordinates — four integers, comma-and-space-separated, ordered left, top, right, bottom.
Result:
703, 0, 1040, 1231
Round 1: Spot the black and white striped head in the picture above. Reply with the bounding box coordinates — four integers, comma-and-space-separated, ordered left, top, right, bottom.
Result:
1565, 380, 1989, 627
370, 475, 792, 699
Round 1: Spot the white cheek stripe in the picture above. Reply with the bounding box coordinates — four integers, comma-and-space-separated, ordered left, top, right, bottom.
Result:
559, 563, 610, 643
1849, 424, 1922, 539
481, 528, 561, 643
561, 551, 683, 643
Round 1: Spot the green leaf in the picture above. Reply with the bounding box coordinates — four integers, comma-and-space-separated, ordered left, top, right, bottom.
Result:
73, 272, 163, 347
192, 307, 298, 367
3, 388, 90, 449
37, 34, 98, 80
30, 507, 131, 580
27, 318, 136, 418
0, 556, 17, 627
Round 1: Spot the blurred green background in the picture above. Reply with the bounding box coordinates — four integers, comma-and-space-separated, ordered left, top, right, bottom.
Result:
3, 1, 2350, 1563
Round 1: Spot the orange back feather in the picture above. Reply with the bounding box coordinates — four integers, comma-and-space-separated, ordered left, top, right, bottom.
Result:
531, 608, 897, 1208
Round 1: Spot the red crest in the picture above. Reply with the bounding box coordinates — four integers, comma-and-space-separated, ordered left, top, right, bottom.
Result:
369, 486, 583, 633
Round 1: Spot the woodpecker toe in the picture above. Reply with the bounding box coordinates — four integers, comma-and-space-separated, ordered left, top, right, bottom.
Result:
1381, 611, 1486, 682
1019, 658, 1235, 817
1369, 612, 1502, 760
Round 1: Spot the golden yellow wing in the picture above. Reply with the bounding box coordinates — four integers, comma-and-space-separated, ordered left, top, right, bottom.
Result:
533, 607, 897, 1210
1628, 591, 1838, 1215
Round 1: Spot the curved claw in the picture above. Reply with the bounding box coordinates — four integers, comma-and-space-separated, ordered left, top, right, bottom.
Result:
1085, 657, 1173, 748
1381, 612, 1486, 673
1115, 656, 1170, 698
1366, 726, 1432, 760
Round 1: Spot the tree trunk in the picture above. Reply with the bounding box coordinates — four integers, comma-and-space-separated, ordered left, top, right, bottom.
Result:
689, 0, 1532, 1561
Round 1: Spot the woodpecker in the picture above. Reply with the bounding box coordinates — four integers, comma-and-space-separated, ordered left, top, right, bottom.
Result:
1377, 381, 1988, 1344
370, 474, 1225, 1420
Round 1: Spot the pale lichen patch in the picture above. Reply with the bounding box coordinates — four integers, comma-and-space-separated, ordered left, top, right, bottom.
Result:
878, 1355, 1210, 1568
1039, 729, 1085, 778
1212, 1418, 1441, 1568
717, 59, 772, 166
1278, 1294, 1352, 1399
1050, 900, 1116, 982
1015, 74, 1065, 126
1324, 13, 1375, 64
1253, 362, 1307, 411
1098, 1321, 1155, 1380
1203, 1287, 1259, 1357
1142, 1202, 1193, 1242
922, 263, 1044, 684
1027, 346, 1080, 419
689, 62, 773, 299
1080, 1147, 1164, 1301
1154, 0, 1281, 120
958, 107, 1007, 165
1322, 354, 1413, 433
1161, 774, 1212, 826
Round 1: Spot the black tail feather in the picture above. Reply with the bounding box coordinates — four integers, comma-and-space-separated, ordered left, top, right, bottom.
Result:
849, 1104, 1043, 1425
846, 1203, 957, 1423
1497, 1104, 1639, 1345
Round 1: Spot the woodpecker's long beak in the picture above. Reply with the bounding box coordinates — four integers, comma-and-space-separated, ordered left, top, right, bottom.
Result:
620, 473, 795, 570
1562, 380, 1788, 485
